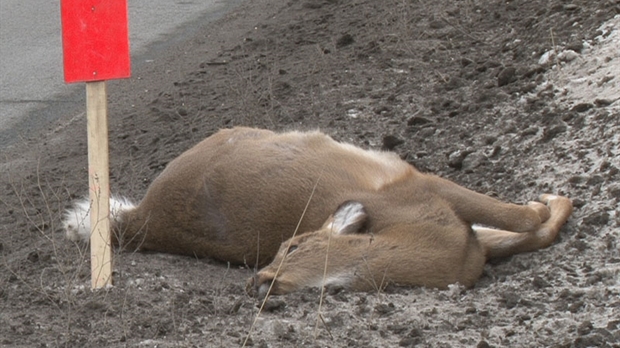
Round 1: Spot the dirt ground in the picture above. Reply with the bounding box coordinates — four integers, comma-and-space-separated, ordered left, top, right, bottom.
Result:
1, 0, 619, 346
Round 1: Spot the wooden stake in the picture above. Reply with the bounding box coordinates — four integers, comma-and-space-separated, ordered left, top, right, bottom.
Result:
86, 81, 112, 289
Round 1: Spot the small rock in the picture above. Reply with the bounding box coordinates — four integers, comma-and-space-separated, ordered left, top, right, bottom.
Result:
488, 145, 501, 158
418, 127, 436, 138
607, 320, 620, 330
485, 60, 502, 68
374, 302, 396, 316
448, 149, 474, 169
600, 160, 611, 171
586, 175, 604, 186
523, 64, 546, 78
448, 151, 465, 169
409, 328, 423, 337
399, 337, 422, 347
374, 105, 392, 115
607, 184, 620, 199
429, 20, 446, 29
176, 107, 188, 116
462, 152, 487, 172
574, 334, 606, 348
461, 57, 474, 66
262, 299, 286, 312
568, 175, 586, 185
569, 300, 584, 313
593, 328, 615, 341
597, 75, 615, 86
382, 135, 404, 150
520, 82, 537, 93
27, 251, 39, 263
538, 50, 556, 65
566, 42, 584, 53
499, 292, 521, 309
585, 273, 603, 285
572, 103, 593, 112
477, 341, 491, 348
336, 33, 354, 48
388, 324, 409, 335
563, 4, 579, 11
483, 135, 497, 145
271, 320, 287, 338
594, 99, 612, 107
521, 126, 539, 137
571, 239, 587, 252
444, 76, 464, 91
325, 312, 347, 328
532, 276, 550, 288
407, 116, 432, 126
226, 298, 243, 314
540, 124, 567, 142
356, 304, 371, 316
558, 50, 579, 62
325, 284, 345, 296
497, 67, 516, 87
582, 212, 609, 226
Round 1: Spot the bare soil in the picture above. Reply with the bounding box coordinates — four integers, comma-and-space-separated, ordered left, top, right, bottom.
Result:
2, 0, 619, 347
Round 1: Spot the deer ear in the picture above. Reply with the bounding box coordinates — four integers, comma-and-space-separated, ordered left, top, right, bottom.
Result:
323, 201, 368, 235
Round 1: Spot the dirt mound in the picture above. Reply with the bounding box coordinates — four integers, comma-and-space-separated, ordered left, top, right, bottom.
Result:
1, 0, 619, 347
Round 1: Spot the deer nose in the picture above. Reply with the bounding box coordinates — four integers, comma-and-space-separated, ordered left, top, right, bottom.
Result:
247, 272, 276, 300
257, 281, 272, 300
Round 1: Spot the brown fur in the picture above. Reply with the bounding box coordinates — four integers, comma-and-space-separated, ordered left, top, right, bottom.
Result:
68, 127, 572, 294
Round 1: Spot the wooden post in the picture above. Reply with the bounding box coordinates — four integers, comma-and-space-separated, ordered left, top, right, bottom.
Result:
86, 81, 112, 288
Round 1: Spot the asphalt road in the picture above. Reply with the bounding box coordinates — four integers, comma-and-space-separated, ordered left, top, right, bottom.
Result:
0, 0, 243, 148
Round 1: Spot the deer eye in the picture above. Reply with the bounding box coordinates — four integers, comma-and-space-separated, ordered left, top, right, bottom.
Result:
286, 245, 298, 255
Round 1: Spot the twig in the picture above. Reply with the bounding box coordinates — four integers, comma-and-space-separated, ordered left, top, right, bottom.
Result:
314, 220, 334, 339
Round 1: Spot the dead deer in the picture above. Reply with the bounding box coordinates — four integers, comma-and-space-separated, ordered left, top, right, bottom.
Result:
63, 127, 572, 295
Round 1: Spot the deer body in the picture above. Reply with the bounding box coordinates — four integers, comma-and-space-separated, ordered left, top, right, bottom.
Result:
63, 127, 572, 295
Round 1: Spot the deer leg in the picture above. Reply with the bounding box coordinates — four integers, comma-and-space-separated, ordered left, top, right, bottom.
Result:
473, 194, 572, 259
424, 175, 552, 232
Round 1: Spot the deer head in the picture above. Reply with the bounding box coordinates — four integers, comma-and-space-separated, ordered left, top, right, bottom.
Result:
249, 201, 372, 299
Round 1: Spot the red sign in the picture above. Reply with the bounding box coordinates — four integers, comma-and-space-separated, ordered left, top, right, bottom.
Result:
61, 0, 131, 83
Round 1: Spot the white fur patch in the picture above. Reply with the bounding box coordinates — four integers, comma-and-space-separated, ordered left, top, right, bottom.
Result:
472, 225, 520, 251
331, 201, 367, 235
63, 196, 136, 243
471, 224, 484, 231
322, 273, 353, 288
